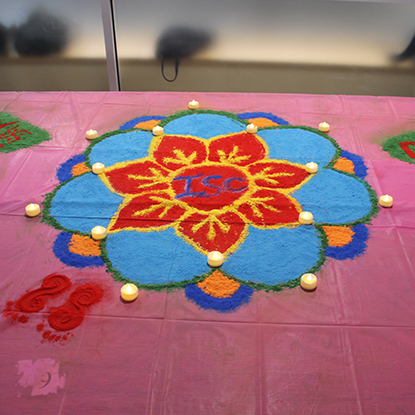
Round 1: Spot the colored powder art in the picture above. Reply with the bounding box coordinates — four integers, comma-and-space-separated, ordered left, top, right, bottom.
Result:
2, 274, 103, 344
382, 131, 415, 164
0, 112, 51, 152
42, 109, 379, 312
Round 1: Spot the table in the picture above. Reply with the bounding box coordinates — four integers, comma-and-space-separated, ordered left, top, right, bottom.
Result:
1, 91, 415, 415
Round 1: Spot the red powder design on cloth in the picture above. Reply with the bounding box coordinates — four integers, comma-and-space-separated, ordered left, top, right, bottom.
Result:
399, 141, 415, 158
48, 284, 103, 331
15, 274, 72, 313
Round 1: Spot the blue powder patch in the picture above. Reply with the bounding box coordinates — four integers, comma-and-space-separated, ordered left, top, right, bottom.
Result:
258, 128, 336, 167
50, 174, 124, 233
341, 150, 368, 179
237, 112, 289, 125
105, 228, 207, 285
222, 226, 322, 285
164, 114, 246, 139
120, 115, 166, 130
57, 155, 86, 182
89, 130, 154, 166
185, 283, 254, 312
53, 231, 104, 267
293, 169, 373, 224
326, 224, 369, 260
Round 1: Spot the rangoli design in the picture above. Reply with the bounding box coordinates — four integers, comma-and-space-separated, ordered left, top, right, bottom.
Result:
42, 109, 379, 312
0, 112, 51, 152
382, 130, 415, 164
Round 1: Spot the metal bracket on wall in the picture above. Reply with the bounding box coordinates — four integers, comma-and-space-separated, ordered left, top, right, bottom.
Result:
101, 0, 120, 91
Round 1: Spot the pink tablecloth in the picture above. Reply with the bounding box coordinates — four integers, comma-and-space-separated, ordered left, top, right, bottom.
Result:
1, 91, 415, 415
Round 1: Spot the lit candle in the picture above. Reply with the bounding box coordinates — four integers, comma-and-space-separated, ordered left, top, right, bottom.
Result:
91, 226, 107, 240
92, 162, 105, 175
318, 122, 330, 133
379, 194, 393, 208
246, 124, 258, 134
207, 251, 224, 267
305, 162, 318, 174
120, 283, 139, 302
300, 273, 317, 290
299, 211, 314, 225
86, 129, 98, 140
152, 125, 164, 136
188, 100, 199, 110
25, 203, 41, 217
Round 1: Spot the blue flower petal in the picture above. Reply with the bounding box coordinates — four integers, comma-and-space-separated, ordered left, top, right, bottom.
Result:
164, 114, 245, 139
57, 155, 86, 182
185, 283, 254, 312
341, 150, 368, 179
222, 226, 322, 285
120, 115, 166, 130
293, 169, 372, 224
53, 231, 104, 267
89, 131, 154, 166
326, 224, 369, 259
49, 174, 124, 233
258, 128, 337, 167
237, 112, 289, 125
105, 228, 207, 285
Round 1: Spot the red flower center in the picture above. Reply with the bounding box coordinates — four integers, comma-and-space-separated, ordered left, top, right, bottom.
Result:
171, 164, 249, 211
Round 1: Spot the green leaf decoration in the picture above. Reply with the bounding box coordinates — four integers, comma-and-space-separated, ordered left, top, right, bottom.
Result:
0, 112, 51, 153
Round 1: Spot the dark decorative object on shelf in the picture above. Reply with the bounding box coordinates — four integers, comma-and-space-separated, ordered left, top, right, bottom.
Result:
156, 26, 212, 82
394, 31, 415, 61
13, 10, 69, 57
0, 22, 8, 55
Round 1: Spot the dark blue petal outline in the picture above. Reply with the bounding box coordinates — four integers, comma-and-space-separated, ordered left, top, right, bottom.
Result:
341, 150, 368, 179
237, 112, 289, 126
120, 116, 166, 131
185, 283, 254, 312
53, 231, 105, 268
56, 155, 87, 183
325, 224, 369, 260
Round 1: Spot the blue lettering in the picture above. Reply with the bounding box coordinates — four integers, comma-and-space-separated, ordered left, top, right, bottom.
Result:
224, 177, 248, 193
202, 175, 222, 197
173, 173, 207, 199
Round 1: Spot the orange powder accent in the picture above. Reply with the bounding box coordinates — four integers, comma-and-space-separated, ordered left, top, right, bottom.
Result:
134, 119, 161, 130
322, 225, 355, 247
68, 234, 101, 257
248, 117, 279, 128
71, 162, 91, 176
197, 270, 241, 298
333, 157, 355, 174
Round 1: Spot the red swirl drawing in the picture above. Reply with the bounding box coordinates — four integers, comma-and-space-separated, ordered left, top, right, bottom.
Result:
16, 274, 71, 312
48, 284, 103, 332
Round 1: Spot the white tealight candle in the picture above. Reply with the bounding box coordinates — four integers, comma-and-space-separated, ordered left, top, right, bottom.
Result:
120, 283, 139, 302
305, 162, 318, 174
246, 124, 258, 134
86, 129, 98, 140
207, 251, 224, 267
188, 100, 199, 110
299, 211, 314, 225
91, 226, 107, 240
25, 203, 41, 217
92, 162, 105, 175
152, 125, 164, 136
318, 122, 330, 133
379, 194, 393, 208
300, 273, 317, 290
